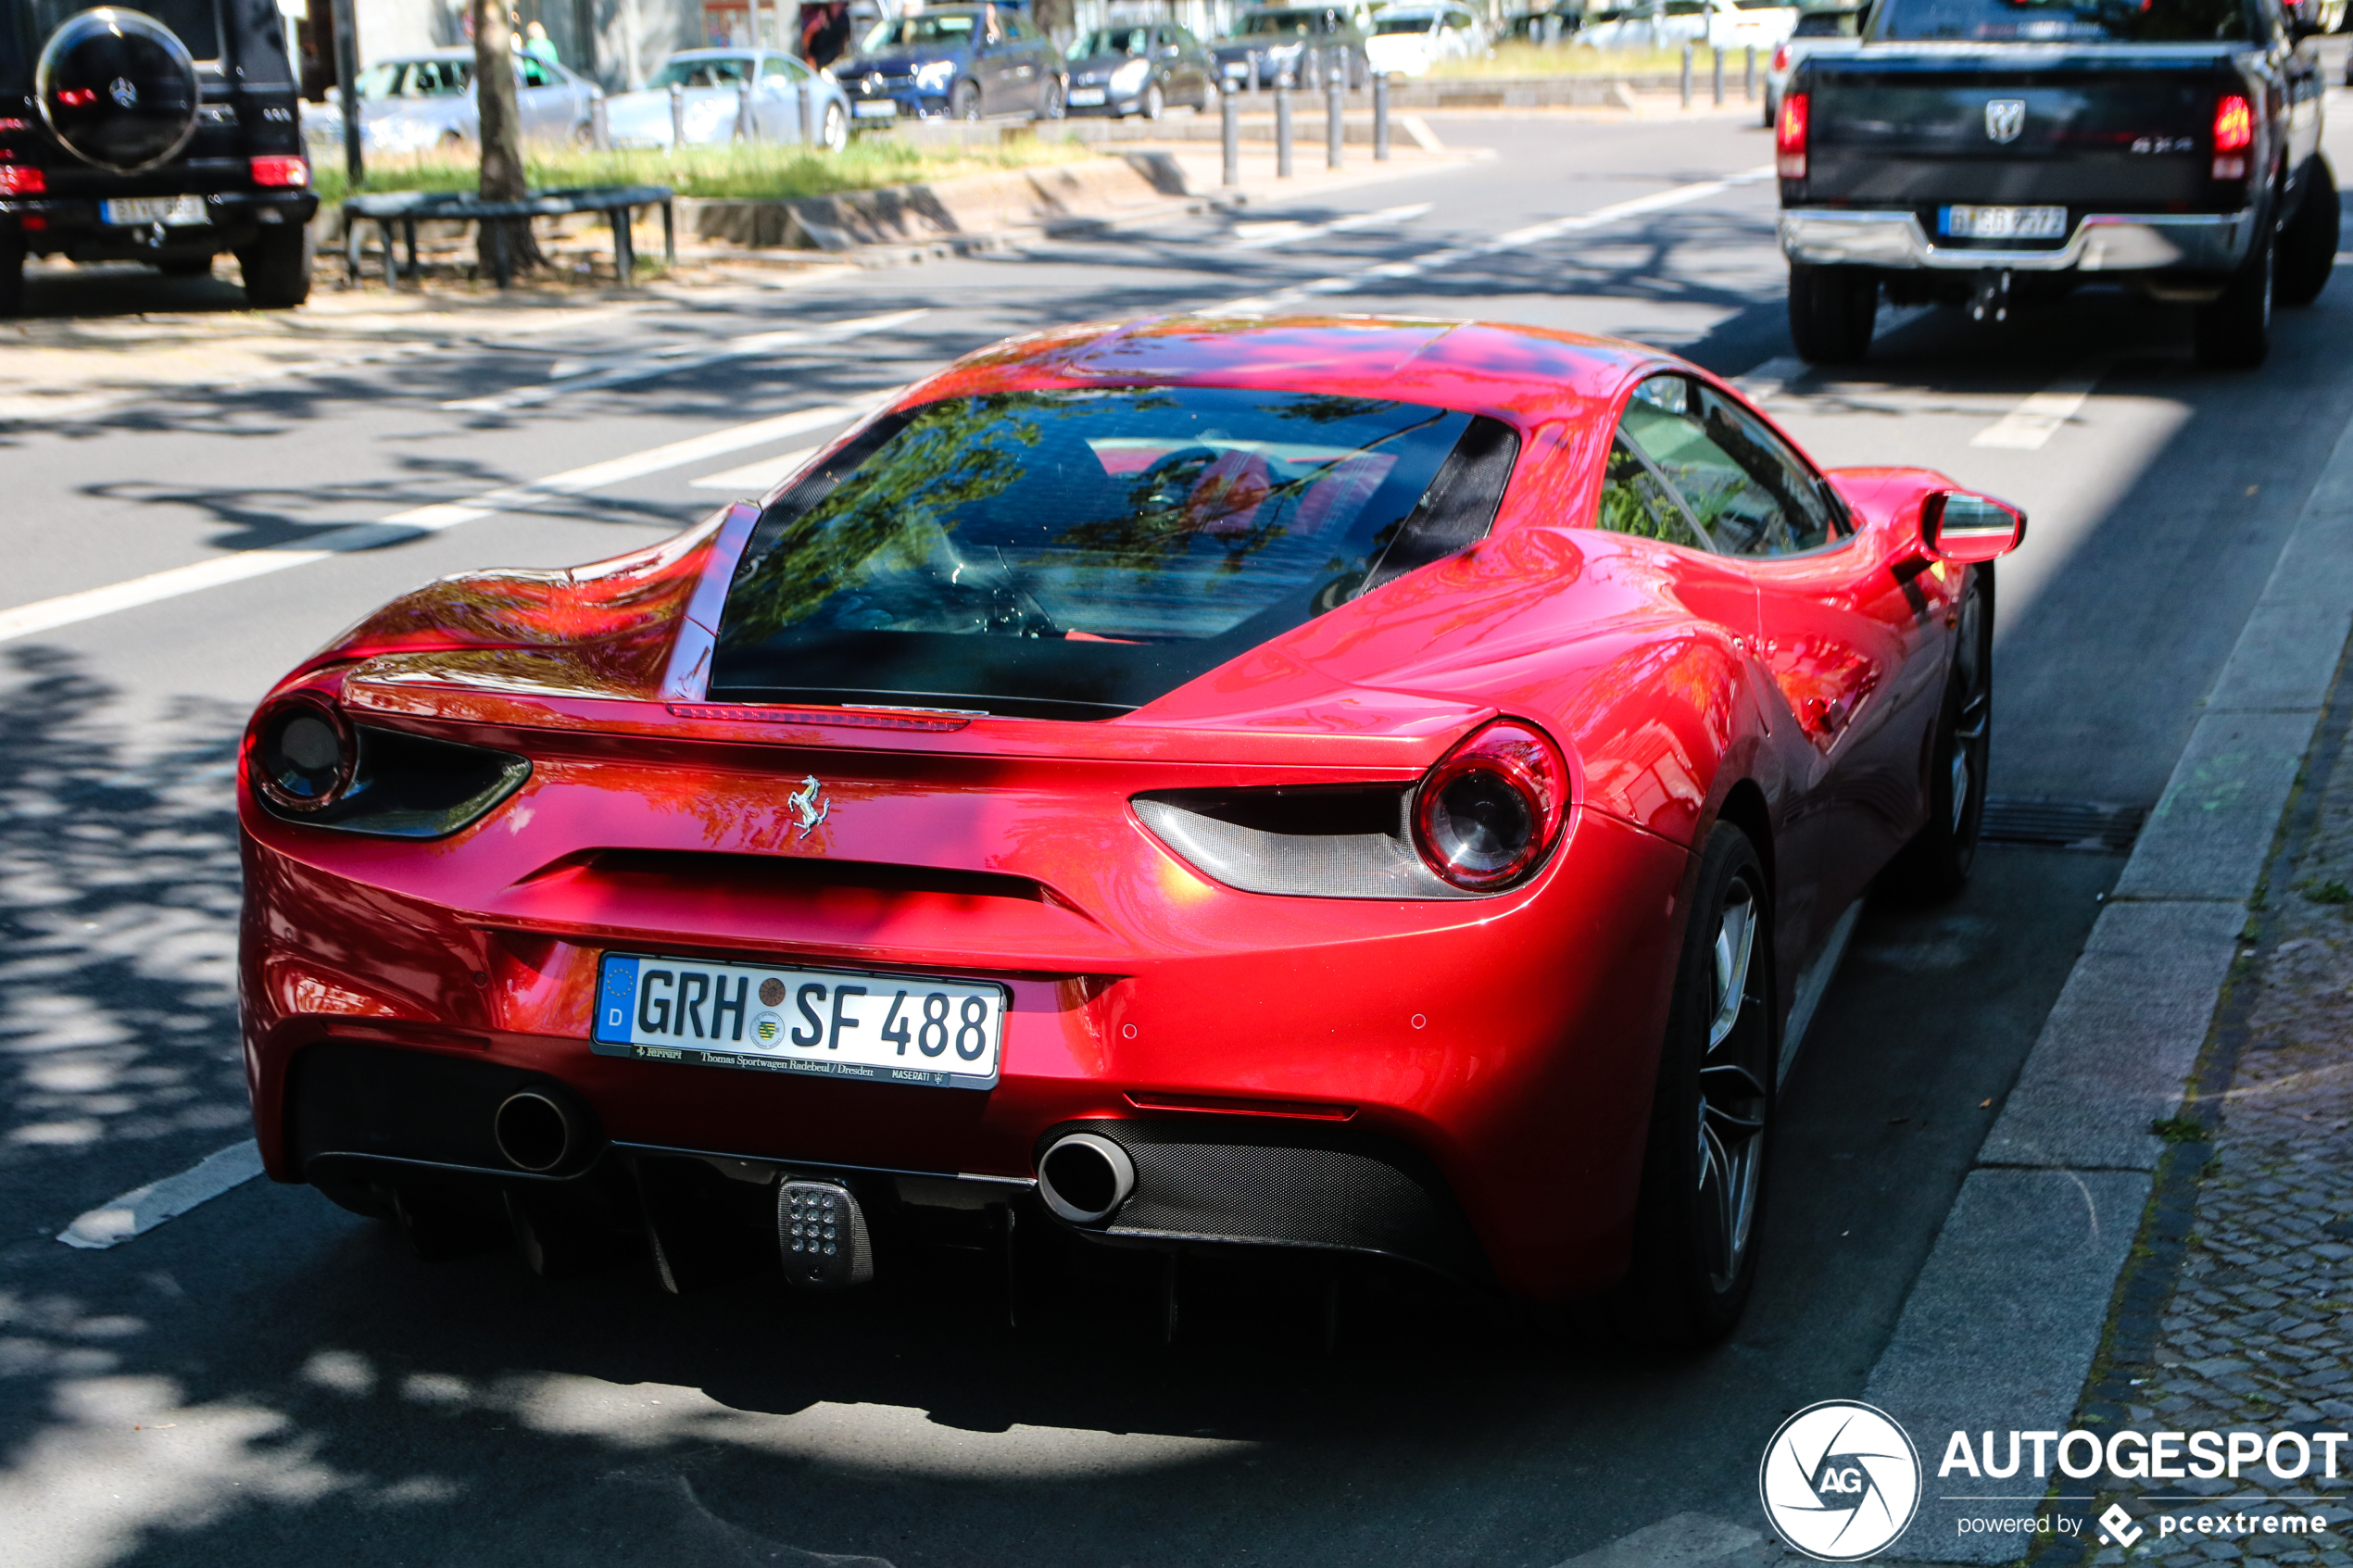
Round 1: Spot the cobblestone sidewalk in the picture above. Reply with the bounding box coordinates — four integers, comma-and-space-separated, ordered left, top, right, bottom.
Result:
2061, 703, 2353, 1568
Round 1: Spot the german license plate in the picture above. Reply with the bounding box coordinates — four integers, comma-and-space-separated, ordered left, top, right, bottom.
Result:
101, 194, 208, 227
851, 99, 899, 119
1068, 87, 1107, 106
592, 952, 1005, 1089
1939, 204, 2066, 240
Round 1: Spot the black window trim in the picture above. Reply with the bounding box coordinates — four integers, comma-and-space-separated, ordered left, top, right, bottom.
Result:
1608, 370, 1862, 561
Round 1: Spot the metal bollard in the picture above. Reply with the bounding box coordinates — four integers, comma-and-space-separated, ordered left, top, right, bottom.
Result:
1680, 44, 1692, 109
800, 78, 818, 146
1744, 44, 1757, 102
1326, 69, 1342, 169
1373, 69, 1390, 160
1712, 44, 1724, 106
590, 94, 610, 150
670, 81, 687, 147
1250, 49, 1262, 94
1221, 82, 1239, 186
1275, 73, 1293, 178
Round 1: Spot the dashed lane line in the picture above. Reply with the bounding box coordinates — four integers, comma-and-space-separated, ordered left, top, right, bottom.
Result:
1969, 365, 2108, 451
1228, 203, 1435, 250
59, 1139, 264, 1249
690, 445, 822, 493
440, 307, 927, 413
1214, 166, 1776, 313
0, 397, 881, 646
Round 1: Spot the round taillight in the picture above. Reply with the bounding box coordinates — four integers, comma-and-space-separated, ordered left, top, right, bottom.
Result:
253, 696, 353, 812
1412, 721, 1569, 891
1771, 42, 1791, 72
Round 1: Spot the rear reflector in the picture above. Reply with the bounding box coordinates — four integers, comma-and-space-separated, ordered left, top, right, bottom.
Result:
1776, 91, 1809, 181
0, 165, 44, 195
250, 154, 308, 187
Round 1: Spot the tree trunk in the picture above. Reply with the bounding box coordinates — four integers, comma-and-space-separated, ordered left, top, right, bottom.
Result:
472, 0, 543, 281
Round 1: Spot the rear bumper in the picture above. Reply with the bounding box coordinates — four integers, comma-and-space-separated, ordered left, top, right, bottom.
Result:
5, 188, 319, 258
1778, 206, 2259, 273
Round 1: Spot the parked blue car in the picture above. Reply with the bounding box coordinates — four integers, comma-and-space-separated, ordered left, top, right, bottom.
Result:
840, 3, 1065, 122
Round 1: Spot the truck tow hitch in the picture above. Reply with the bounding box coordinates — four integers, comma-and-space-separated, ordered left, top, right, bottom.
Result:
1969, 268, 2015, 323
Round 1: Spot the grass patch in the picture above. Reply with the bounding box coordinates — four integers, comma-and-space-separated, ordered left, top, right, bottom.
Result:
2150, 1116, 2208, 1144
2296, 876, 2353, 905
1424, 42, 1736, 78
313, 134, 1100, 207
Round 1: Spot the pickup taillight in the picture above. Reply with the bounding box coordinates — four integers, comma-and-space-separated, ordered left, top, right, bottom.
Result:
1770, 43, 1792, 73
1777, 91, 1808, 180
2212, 94, 2252, 182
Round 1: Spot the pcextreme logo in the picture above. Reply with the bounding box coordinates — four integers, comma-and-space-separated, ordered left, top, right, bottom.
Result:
1759, 1401, 1924, 1562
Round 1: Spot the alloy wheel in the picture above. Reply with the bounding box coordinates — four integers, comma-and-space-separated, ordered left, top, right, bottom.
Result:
1696, 876, 1768, 1292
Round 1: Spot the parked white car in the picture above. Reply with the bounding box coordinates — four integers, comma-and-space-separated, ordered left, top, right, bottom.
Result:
1365, 5, 1485, 75
1762, 6, 1861, 127
300, 49, 599, 154
604, 50, 852, 150
1579, 0, 1797, 53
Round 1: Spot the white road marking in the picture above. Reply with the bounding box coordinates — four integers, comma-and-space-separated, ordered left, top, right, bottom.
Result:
1229, 203, 1434, 250
441, 307, 927, 413
0, 397, 886, 646
1969, 366, 2106, 450
1732, 354, 1806, 402
690, 444, 823, 493
1214, 167, 1776, 313
59, 1139, 264, 1249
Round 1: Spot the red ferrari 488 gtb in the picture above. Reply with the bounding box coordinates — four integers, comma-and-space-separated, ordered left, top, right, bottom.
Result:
240, 315, 2021, 1345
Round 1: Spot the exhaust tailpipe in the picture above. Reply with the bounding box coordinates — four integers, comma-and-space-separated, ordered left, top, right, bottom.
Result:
493, 1090, 580, 1173
1037, 1132, 1136, 1224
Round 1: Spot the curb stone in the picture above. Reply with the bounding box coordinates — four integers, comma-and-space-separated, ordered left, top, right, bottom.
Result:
1866, 403, 2353, 1565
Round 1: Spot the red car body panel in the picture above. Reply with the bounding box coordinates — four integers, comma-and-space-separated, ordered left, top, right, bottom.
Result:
237, 317, 1973, 1300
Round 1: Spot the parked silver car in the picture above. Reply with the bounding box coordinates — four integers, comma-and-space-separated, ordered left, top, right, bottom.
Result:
301, 49, 602, 154
605, 51, 853, 149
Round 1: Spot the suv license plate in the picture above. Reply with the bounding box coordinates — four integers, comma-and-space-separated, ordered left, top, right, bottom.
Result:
1940, 205, 2066, 240
101, 195, 208, 227
591, 951, 1005, 1089
851, 99, 899, 119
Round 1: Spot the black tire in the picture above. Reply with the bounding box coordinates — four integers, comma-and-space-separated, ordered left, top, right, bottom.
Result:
1036, 77, 1064, 120
1762, 87, 1777, 129
950, 79, 982, 120
1788, 261, 1877, 364
2276, 157, 2337, 307
156, 254, 213, 277
1605, 822, 1776, 1350
1882, 572, 1990, 901
2194, 229, 2272, 369
0, 231, 24, 318
237, 223, 311, 309
1141, 81, 1165, 120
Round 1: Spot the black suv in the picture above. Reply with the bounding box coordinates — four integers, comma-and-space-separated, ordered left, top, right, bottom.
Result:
2, 0, 318, 314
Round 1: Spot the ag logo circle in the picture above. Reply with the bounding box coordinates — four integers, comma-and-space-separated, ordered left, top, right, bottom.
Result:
1757, 1400, 1920, 1562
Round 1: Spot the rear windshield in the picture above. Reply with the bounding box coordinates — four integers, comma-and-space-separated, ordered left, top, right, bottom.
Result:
711, 388, 1518, 720
1793, 10, 1860, 33
28, 0, 220, 60
1869, 0, 2251, 42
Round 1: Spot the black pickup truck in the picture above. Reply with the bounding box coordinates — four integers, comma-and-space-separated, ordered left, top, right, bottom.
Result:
1, 0, 318, 315
1776, 0, 2334, 368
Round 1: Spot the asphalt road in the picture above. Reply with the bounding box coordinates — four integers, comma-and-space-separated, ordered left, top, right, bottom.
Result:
4, 94, 2352, 1567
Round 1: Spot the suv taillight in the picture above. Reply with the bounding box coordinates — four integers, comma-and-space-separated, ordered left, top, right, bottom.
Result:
1770, 42, 1792, 72
250, 155, 308, 188
2212, 94, 2252, 181
1776, 91, 1809, 180
0, 165, 43, 195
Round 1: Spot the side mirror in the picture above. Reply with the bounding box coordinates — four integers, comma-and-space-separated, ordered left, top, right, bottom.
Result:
1920, 491, 2027, 562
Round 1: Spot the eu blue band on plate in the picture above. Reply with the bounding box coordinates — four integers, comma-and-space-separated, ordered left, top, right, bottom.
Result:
596, 955, 639, 1044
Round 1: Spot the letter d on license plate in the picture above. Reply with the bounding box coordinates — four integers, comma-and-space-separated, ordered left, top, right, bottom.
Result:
592, 952, 1005, 1089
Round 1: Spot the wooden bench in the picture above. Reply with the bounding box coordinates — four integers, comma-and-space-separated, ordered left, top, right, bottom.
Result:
341, 184, 677, 289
